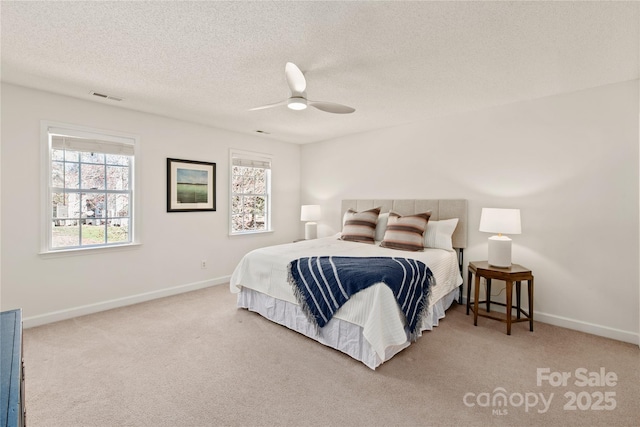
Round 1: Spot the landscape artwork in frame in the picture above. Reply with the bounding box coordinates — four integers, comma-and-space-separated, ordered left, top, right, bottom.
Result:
167, 158, 216, 212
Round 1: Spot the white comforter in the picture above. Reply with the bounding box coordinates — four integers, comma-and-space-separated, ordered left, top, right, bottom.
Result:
230, 235, 462, 360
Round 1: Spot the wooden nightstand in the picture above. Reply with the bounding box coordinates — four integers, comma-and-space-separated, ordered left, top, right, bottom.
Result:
467, 261, 534, 335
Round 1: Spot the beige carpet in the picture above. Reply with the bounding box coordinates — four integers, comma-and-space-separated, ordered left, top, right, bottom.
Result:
23, 285, 639, 426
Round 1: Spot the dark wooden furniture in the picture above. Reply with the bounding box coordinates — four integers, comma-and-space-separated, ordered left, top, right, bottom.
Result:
467, 261, 534, 335
1, 309, 25, 427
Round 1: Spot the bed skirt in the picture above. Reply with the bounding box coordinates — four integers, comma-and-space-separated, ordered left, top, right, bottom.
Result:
237, 287, 458, 370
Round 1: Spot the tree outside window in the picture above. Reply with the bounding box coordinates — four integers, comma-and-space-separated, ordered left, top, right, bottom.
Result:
230, 151, 271, 234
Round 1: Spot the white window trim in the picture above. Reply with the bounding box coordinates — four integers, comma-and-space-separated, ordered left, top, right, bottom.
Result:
229, 149, 273, 236
40, 120, 142, 255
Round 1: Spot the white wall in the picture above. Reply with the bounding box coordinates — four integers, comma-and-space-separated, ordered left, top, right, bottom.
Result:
3, 81, 638, 345
301, 80, 640, 344
1, 83, 301, 325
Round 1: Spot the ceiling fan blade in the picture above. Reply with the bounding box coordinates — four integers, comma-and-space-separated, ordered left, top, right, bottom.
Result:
308, 100, 355, 114
285, 62, 306, 94
249, 99, 287, 111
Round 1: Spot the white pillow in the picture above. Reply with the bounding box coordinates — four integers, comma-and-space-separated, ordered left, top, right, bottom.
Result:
374, 212, 389, 241
423, 218, 459, 251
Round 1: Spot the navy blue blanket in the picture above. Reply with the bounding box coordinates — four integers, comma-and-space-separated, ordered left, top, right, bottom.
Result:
287, 256, 434, 339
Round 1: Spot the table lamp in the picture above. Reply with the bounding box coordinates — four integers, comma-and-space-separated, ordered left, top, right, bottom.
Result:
479, 208, 521, 267
301, 205, 321, 240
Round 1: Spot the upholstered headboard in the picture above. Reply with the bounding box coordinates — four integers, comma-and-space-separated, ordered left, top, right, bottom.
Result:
341, 199, 468, 249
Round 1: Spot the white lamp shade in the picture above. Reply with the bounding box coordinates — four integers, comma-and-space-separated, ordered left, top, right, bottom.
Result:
479, 208, 521, 235
301, 205, 321, 222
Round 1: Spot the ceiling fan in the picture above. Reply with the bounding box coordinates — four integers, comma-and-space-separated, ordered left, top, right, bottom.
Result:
250, 62, 355, 114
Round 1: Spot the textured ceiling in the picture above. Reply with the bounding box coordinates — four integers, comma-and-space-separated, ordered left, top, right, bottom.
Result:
1, 1, 639, 144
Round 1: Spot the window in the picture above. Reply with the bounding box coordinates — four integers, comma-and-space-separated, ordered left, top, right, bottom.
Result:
230, 150, 272, 234
42, 122, 138, 251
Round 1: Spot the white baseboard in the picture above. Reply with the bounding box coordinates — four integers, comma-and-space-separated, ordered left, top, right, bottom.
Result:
534, 311, 639, 345
460, 297, 639, 346
23, 276, 230, 329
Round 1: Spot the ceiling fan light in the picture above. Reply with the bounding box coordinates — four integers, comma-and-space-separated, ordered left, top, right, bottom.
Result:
287, 98, 307, 111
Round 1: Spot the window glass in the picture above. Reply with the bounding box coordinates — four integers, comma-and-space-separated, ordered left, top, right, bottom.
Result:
229, 151, 271, 234
45, 127, 136, 251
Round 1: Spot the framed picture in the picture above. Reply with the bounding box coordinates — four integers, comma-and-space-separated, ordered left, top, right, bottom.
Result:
167, 158, 216, 212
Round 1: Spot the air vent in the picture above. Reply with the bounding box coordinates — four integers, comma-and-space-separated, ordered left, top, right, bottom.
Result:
255, 130, 271, 135
90, 91, 124, 102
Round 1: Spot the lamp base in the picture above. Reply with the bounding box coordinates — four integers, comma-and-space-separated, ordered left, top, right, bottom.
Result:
488, 235, 512, 267
305, 222, 317, 240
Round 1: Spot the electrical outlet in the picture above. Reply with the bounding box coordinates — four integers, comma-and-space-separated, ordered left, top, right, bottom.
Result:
201, 260, 207, 269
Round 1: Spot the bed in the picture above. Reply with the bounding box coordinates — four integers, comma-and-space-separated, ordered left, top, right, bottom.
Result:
230, 199, 467, 369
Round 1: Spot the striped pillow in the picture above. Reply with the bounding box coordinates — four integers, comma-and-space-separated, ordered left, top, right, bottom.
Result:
380, 211, 431, 251
340, 207, 381, 244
